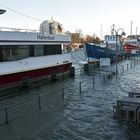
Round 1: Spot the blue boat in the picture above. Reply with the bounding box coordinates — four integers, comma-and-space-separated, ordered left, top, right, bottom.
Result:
84, 43, 117, 61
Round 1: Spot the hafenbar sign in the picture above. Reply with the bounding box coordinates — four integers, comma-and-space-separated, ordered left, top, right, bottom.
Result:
37, 34, 55, 40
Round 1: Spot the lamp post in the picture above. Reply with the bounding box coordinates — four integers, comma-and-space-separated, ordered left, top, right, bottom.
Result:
115, 28, 126, 76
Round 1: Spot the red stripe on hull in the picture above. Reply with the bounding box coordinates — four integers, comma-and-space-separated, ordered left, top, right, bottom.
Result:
123, 44, 140, 54
0, 63, 72, 87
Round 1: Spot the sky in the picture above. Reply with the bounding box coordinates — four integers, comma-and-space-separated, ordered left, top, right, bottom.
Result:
0, 0, 140, 39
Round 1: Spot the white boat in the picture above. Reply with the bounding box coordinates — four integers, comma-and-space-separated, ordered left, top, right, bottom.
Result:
0, 27, 73, 90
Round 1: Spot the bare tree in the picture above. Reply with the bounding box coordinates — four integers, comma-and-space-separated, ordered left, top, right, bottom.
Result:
84, 34, 100, 44
76, 29, 83, 44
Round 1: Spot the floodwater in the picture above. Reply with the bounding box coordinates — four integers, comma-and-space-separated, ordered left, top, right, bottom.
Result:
0, 50, 140, 140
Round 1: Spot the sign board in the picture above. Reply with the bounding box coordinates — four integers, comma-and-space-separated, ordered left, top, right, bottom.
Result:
100, 58, 111, 70
0, 31, 71, 43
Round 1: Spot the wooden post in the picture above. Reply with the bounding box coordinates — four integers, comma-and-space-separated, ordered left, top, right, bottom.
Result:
113, 106, 114, 117
38, 96, 41, 110
137, 111, 140, 127
79, 82, 81, 93
93, 77, 95, 87
127, 64, 128, 70
122, 65, 124, 73
5, 107, 8, 124
116, 67, 118, 77
131, 62, 132, 69
62, 88, 64, 100
103, 74, 106, 82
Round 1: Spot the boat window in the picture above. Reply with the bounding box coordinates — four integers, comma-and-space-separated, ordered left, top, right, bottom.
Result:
16, 46, 29, 59
43, 45, 62, 55
0, 44, 62, 62
0, 45, 29, 61
34, 45, 44, 56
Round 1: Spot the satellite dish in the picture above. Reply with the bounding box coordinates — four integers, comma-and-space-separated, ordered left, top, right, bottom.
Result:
0, 9, 6, 15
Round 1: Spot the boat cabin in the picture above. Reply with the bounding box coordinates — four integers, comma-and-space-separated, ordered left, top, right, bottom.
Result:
0, 28, 70, 62
0, 28, 73, 91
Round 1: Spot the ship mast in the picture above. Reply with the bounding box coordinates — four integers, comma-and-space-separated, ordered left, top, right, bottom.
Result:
130, 20, 133, 36
111, 24, 115, 35
100, 24, 102, 40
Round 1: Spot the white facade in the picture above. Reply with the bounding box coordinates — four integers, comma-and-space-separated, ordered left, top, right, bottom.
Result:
39, 20, 50, 33
39, 20, 63, 34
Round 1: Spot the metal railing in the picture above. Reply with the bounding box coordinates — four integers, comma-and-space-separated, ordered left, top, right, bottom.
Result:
0, 57, 140, 125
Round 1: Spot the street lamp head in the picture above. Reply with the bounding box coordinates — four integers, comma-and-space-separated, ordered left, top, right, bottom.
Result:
116, 28, 126, 36
0, 9, 6, 15
121, 31, 126, 36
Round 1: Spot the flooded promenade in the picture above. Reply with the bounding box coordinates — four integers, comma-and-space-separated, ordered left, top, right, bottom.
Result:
0, 50, 140, 140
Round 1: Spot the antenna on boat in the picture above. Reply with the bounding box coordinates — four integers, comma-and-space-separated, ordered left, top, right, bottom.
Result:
136, 27, 138, 35
51, 16, 53, 22
111, 24, 115, 35
100, 24, 102, 40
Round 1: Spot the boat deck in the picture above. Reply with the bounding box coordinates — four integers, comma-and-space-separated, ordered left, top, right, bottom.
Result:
0, 53, 72, 76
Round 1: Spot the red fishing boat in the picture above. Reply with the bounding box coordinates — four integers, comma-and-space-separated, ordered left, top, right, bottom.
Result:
123, 35, 140, 55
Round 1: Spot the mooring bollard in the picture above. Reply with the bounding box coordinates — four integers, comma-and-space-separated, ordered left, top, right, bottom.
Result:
38, 96, 41, 110
62, 88, 64, 100
5, 107, 8, 124
79, 82, 81, 93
